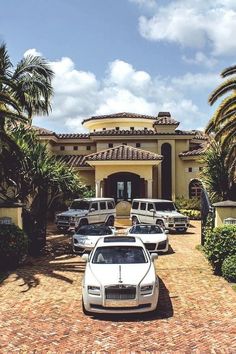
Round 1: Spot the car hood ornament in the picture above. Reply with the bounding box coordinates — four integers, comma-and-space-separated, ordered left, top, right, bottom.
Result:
118, 265, 123, 283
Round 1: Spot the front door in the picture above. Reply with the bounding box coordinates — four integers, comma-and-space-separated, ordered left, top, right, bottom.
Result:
105, 172, 144, 202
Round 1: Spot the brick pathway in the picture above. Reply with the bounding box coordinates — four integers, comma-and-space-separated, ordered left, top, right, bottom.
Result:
0, 221, 236, 353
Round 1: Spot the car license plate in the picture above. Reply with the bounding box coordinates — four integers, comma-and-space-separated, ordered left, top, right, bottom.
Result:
105, 300, 137, 307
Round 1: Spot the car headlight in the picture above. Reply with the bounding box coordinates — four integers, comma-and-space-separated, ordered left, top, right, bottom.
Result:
73, 238, 78, 244
70, 216, 76, 222
140, 285, 153, 295
88, 285, 101, 296
168, 217, 174, 223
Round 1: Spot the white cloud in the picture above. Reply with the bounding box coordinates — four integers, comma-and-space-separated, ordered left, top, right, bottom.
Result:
32, 53, 220, 133
182, 52, 218, 68
136, 0, 236, 56
24, 48, 42, 57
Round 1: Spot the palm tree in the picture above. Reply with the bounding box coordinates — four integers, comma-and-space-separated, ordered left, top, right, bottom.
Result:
207, 65, 236, 187
10, 125, 86, 253
200, 139, 232, 202
0, 42, 54, 186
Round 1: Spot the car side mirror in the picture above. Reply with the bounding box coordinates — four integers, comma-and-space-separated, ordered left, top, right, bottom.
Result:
82, 254, 89, 262
149, 209, 155, 213
90, 208, 95, 212
165, 230, 169, 234
151, 253, 158, 261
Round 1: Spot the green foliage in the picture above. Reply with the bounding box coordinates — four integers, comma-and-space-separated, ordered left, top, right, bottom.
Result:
200, 139, 233, 202
175, 197, 201, 211
0, 224, 28, 270
222, 255, 236, 282
204, 225, 236, 274
207, 65, 236, 189
179, 209, 201, 219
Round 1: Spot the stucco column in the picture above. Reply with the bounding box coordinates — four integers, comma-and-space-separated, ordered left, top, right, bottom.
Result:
147, 179, 153, 198
95, 180, 101, 197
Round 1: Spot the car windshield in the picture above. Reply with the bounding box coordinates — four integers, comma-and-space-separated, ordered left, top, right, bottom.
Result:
77, 225, 113, 236
70, 201, 90, 210
130, 225, 162, 234
92, 246, 148, 264
154, 202, 176, 211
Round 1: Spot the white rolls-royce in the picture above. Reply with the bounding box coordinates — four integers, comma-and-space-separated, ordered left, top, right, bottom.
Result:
82, 236, 159, 315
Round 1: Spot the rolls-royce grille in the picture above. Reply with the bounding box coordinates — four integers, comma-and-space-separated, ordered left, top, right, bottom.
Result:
144, 243, 156, 251
105, 286, 136, 300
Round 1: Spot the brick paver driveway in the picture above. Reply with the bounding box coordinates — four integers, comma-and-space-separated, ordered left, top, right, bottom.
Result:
1, 221, 236, 353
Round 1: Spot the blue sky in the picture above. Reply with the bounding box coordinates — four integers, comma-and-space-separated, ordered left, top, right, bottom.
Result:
1, 0, 236, 133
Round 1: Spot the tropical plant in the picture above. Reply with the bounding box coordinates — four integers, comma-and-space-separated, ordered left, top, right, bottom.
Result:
10, 125, 86, 253
0, 224, 28, 270
207, 65, 236, 189
200, 139, 232, 202
0, 42, 54, 189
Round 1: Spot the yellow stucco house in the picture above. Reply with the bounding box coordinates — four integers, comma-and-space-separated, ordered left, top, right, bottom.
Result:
37, 112, 206, 202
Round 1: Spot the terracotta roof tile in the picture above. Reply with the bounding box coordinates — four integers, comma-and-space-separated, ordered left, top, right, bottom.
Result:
57, 133, 90, 139
57, 155, 88, 167
86, 144, 163, 161
179, 146, 205, 157
154, 117, 179, 125
33, 126, 55, 136
82, 112, 157, 124
90, 129, 195, 136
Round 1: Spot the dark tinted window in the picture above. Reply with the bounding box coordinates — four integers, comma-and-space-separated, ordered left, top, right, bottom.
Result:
77, 225, 113, 236
100, 202, 106, 210
147, 203, 154, 211
129, 225, 162, 234
140, 202, 146, 211
91, 202, 98, 211
132, 201, 139, 209
70, 201, 89, 210
154, 202, 176, 211
107, 201, 115, 209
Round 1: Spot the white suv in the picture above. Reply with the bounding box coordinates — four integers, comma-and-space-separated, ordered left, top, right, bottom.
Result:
130, 198, 189, 233
55, 198, 116, 233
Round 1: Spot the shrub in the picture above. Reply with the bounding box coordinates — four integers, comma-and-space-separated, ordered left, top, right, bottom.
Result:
179, 209, 201, 219
0, 224, 28, 270
204, 225, 236, 274
222, 255, 236, 282
175, 197, 201, 211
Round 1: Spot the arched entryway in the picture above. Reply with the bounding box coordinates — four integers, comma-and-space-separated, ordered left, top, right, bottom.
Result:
104, 172, 145, 202
161, 143, 172, 200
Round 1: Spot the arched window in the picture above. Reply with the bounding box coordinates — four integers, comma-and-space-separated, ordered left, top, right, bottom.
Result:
189, 179, 202, 198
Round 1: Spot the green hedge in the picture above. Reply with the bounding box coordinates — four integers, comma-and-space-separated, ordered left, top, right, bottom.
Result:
222, 255, 236, 282
0, 224, 28, 270
204, 225, 236, 274
179, 209, 201, 219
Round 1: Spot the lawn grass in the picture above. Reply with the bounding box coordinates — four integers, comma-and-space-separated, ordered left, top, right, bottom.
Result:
232, 284, 236, 292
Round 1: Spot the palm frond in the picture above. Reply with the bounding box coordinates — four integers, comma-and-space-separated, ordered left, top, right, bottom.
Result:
221, 64, 236, 78
209, 78, 236, 105
0, 42, 12, 76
